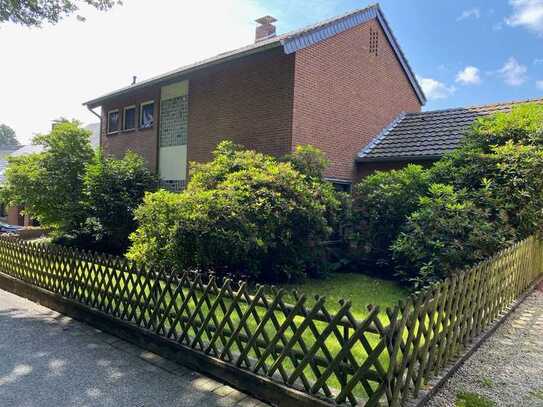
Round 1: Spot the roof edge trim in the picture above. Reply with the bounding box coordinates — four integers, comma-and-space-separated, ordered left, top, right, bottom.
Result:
281, 4, 426, 105
375, 8, 426, 105
357, 111, 406, 159
281, 5, 379, 53
356, 154, 442, 163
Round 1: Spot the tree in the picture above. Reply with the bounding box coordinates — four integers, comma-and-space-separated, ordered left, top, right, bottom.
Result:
1, 121, 94, 235
83, 151, 157, 253
0, 0, 120, 27
0, 124, 19, 146
128, 141, 339, 282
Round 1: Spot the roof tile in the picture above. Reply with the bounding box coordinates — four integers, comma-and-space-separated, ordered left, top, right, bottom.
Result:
357, 98, 543, 162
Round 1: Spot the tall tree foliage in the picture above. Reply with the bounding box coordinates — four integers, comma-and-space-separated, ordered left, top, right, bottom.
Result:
83, 151, 157, 253
0, 124, 19, 146
0, 0, 120, 26
2, 121, 94, 234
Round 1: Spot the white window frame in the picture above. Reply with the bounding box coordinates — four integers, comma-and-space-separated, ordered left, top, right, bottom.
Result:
139, 100, 155, 129
107, 109, 120, 134
123, 105, 137, 131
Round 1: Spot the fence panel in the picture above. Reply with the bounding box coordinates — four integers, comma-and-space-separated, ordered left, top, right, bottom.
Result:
0, 235, 540, 406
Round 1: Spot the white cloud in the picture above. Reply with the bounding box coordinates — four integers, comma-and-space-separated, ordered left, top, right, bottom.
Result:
505, 0, 543, 36
457, 8, 481, 21
0, 0, 268, 144
417, 76, 456, 100
537, 80, 543, 89
455, 66, 482, 85
498, 57, 528, 85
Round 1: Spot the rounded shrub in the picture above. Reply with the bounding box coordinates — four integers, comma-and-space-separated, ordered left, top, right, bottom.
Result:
391, 184, 511, 287
350, 164, 430, 275
127, 141, 339, 282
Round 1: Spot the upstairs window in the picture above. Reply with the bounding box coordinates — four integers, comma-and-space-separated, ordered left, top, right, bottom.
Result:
123, 106, 136, 130
107, 110, 119, 134
140, 101, 155, 129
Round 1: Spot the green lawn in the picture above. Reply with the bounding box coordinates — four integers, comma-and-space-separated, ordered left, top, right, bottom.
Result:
279, 272, 409, 320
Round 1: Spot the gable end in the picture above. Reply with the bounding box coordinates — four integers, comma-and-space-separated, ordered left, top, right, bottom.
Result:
281, 5, 426, 105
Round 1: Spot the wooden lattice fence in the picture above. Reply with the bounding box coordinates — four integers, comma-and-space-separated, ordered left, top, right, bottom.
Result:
0, 235, 540, 406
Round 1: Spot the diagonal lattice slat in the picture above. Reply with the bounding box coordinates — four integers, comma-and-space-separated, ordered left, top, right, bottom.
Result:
0, 236, 541, 406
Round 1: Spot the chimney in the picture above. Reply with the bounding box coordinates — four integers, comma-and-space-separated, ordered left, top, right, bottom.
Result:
132, 75, 137, 85
255, 16, 277, 42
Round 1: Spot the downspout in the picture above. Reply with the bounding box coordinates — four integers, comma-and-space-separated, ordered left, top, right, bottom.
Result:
86, 105, 102, 149
87, 105, 101, 120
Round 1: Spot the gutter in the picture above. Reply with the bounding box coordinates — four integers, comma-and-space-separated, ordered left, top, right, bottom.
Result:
355, 155, 442, 163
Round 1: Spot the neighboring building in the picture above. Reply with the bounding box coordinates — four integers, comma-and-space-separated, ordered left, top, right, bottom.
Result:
84, 4, 426, 191
356, 97, 543, 177
85, 122, 101, 149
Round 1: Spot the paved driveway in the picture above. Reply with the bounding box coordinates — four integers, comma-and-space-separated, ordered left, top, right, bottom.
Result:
0, 289, 267, 407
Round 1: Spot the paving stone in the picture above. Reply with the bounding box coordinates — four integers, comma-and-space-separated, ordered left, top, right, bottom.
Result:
0, 288, 263, 406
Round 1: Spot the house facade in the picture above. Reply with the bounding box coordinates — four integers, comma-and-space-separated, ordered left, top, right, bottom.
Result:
84, 4, 426, 190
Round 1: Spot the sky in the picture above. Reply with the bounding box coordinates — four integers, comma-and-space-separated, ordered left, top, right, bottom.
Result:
1, 0, 542, 144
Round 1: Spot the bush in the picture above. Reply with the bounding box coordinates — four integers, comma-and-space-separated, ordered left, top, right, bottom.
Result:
1, 120, 94, 235
128, 141, 340, 282
350, 165, 430, 274
483, 142, 543, 238
83, 151, 157, 253
283, 144, 330, 179
464, 103, 543, 150
391, 184, 511, 287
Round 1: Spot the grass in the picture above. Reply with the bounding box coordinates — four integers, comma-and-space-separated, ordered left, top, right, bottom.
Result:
455, 391, 496, 407
480, 378, 493, 388
530, 388, 543, 401
279, 272, 409, 320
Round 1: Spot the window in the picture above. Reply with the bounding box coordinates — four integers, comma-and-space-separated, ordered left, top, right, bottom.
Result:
140, 101, 155, 129
107, 110, 119, 134
123, 106, 136, 130
326, 179, 352, 193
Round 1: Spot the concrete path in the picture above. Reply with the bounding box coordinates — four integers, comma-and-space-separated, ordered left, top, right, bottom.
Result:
0, 288, 268, 407
427, 286, 543, 407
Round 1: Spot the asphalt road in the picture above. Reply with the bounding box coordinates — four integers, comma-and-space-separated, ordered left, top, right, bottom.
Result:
0, 288, 267, 407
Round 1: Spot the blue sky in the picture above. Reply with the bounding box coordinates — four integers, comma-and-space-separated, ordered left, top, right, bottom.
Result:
1, 0, 542, 142
262, 0, 543, 111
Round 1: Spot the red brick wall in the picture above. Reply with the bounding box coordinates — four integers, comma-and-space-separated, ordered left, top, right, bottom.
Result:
292, 19, 422, 181
100, 86, 160, 172
187, 47, 295, 164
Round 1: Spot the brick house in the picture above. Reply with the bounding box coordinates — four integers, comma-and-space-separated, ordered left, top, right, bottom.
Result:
84, 4, 426, 191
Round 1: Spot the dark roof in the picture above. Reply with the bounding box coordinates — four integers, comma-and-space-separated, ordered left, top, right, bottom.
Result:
84, 3, 425, 107
357, 97, 543, 162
